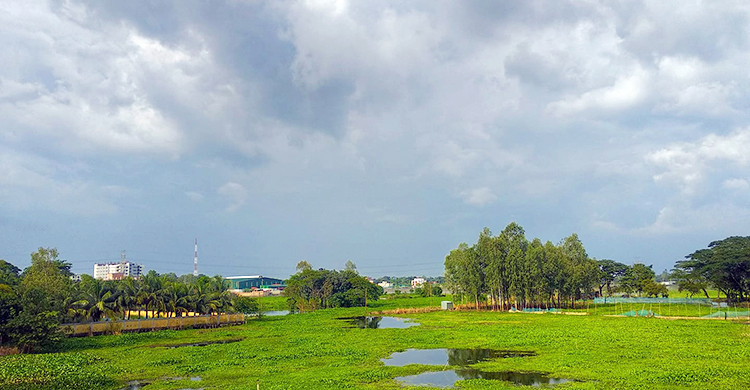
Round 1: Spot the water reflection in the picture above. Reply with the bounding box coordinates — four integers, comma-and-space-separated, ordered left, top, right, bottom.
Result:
337, 316, 419, 329
118, 381, 150, 390
263, 310, 291, 316
382, 348, 535, 366
396, 369, 574, 387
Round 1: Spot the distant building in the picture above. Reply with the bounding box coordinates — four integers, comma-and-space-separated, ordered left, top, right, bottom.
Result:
411, 277, 426, 287
366, 277, 374, 283
378, 281, 392, 288
225, 275, 286, 291
93, 261, 143, 280
70, 274, 82, 282
660, 281, 675, 286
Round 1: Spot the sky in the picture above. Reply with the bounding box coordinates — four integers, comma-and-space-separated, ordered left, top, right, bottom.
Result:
2, 0, 750, 278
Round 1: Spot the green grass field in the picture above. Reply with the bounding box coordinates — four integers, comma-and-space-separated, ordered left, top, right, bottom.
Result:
1, 296, 749, 390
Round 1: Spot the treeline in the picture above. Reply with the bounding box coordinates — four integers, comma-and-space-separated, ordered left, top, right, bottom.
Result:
444, 222, 668, 310
674, 236, 750, 303
0, 247, 255, 353
284, 261, 383, 311
373, 275, 445, 286
445, 223, 599, 310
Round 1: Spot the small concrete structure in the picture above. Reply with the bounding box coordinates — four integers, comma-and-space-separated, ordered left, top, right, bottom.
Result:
441, 301, 453, 310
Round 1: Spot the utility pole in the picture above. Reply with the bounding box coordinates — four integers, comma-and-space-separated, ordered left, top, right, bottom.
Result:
193, 238, 198, 277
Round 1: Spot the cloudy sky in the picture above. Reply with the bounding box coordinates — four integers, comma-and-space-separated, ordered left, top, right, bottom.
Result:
2, 0, 750, 277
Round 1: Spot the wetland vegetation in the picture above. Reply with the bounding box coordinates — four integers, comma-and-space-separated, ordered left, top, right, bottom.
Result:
1, 295, 749, 389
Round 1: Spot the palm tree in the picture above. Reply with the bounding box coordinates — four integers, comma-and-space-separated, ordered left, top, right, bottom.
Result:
116, 277, 137, 320
81, 279, 116, 322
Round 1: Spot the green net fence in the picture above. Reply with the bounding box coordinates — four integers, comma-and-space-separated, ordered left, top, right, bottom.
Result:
521, 308, 559, 313
702, 311, 750, 318
621, 310, 658, 317
594, 297, 712, 304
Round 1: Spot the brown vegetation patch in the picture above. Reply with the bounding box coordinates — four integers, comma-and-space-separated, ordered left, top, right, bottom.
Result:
0, 346, 19, 356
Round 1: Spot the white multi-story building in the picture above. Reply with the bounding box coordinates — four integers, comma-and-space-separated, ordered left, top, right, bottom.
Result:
411, 277, 426, 287
378, 281, 392, 289
93, 261, 143, 280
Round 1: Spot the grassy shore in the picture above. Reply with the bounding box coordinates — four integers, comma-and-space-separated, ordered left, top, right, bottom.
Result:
1, 296, 749, 390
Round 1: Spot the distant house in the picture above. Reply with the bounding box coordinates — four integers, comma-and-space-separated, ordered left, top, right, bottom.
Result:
411, 277, 426, 287
660, 281, 675, 286
378, 281, 392, 288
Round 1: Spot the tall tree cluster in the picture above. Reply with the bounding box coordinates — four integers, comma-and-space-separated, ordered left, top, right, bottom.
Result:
0, 248, 248, 353
444, 223, 600, 310
284, 261, 383, 311
675, 236, 750, 303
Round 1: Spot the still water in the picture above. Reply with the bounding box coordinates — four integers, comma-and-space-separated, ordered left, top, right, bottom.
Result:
338, 316, 420, 329
381, 348, 535, 366
395, 369, 574, 387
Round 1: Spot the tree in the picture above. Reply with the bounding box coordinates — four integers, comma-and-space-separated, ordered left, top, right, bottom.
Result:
671, 268, 709, 298
444, 243, 483, 308
0, 260, 21, 286
597, 259, 628, 297
5, 310, 62, 353
79, 278, 116, 322
677, 236, 750, 302
296, 261, 313, 272
345, 260, 357, 272
28, 247, 73, 278
619, 264, 656, 297
284, 268, 382, 311
234, 296, 260, 316
20, 247, 72, 316
642, 279, 668, 297
0, 284, 20, 345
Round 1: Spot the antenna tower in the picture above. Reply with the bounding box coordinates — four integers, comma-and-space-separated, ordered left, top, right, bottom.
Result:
193, 238, 198, 277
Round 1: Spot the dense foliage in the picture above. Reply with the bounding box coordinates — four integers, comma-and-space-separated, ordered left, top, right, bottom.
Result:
284, 262, 383, 311
444, 223, 600, 309
675, 236, 750, 302
0, 248, 253, 353
444, 223, 667, 310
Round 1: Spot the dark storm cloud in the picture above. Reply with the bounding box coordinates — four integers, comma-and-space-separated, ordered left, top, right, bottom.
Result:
3, 0, 750, 276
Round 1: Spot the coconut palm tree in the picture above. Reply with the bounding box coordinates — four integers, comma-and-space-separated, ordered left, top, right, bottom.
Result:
81, 279, 116, 322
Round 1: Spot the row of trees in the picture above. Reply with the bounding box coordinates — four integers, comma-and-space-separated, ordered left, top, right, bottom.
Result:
445, 223, 599, 310
674, 236, 750, 303
0, 247, 256, 352
444, 223, 667, 310
284, 261, 383, 311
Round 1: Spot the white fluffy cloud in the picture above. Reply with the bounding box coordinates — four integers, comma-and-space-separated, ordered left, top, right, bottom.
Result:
4, 0, 750, 273
217, 182, 247, 212
459, 187, 497, 206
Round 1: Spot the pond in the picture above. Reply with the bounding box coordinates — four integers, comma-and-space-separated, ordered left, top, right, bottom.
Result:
337, 316, 420, 329
381, 348, 535, 366
395, 369, 575, 387
263, 310, 291, 316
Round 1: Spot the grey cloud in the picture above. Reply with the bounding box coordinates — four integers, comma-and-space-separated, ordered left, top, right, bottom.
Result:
5, 0, 750, 274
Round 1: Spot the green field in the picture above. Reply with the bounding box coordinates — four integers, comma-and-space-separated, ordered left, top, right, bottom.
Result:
1, 296, 749, 390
